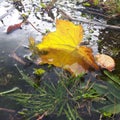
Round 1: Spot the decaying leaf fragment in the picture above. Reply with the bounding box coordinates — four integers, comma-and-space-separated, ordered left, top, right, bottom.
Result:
31, 19, 99, 76
7, 22, 23, 34
95, 54, 115, 71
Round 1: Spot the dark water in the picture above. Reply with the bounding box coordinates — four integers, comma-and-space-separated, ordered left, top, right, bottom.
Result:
98, 28, 120, 77
0, 28, 33, 119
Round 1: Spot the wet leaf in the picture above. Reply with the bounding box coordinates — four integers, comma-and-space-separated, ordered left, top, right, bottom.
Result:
95, 54, 115, 71
7, 22, 23, 34
99, 104, 120, 116
33, 19, 99, 76
33, 68, 45, 76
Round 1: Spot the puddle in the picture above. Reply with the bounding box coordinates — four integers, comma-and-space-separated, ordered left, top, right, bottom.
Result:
0, 0, 119, 120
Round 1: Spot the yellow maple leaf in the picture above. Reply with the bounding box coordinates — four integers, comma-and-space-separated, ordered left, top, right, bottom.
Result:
34, 19, 99, 76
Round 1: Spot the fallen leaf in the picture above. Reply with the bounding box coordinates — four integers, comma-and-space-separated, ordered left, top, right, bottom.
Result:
33, 19, 99, 76
95, 54, 115, 71
7, 22, 23, 34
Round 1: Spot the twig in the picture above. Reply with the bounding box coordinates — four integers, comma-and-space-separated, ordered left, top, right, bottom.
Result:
28, 21, 43, 34
57, 8, 72, 20
71, 18, 120, 30
0, 108, 15, 113
57, 3, 109, 19
57, 7, 120, 30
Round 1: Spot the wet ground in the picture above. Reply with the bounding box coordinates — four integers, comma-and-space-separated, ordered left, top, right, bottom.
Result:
0, 0, 120, 120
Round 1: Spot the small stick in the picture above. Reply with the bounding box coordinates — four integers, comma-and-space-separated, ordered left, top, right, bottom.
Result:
72, 18, 120, 30
28, 21, 43, 33
57, 7, 120, 30
0, 108, 15, 113
57, 3, 109, 19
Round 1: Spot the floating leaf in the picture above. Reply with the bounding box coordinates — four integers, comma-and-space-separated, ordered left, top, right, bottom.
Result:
95, 54, 115, 71
7, 22, 23, 34
32, 19, 99, 76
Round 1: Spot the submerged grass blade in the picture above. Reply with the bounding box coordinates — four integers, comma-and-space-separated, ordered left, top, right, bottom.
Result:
107, 83, 120, 101
67, 103, 76, 120
104, 70, 120, 86
93, 83, 108, 95
6, 66, 120, 119
16, 65, 39, 89
0, 87, 20, 95
99, 104, 120, 116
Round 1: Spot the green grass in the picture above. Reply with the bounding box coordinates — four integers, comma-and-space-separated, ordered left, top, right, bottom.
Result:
4, 67, 120, 120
